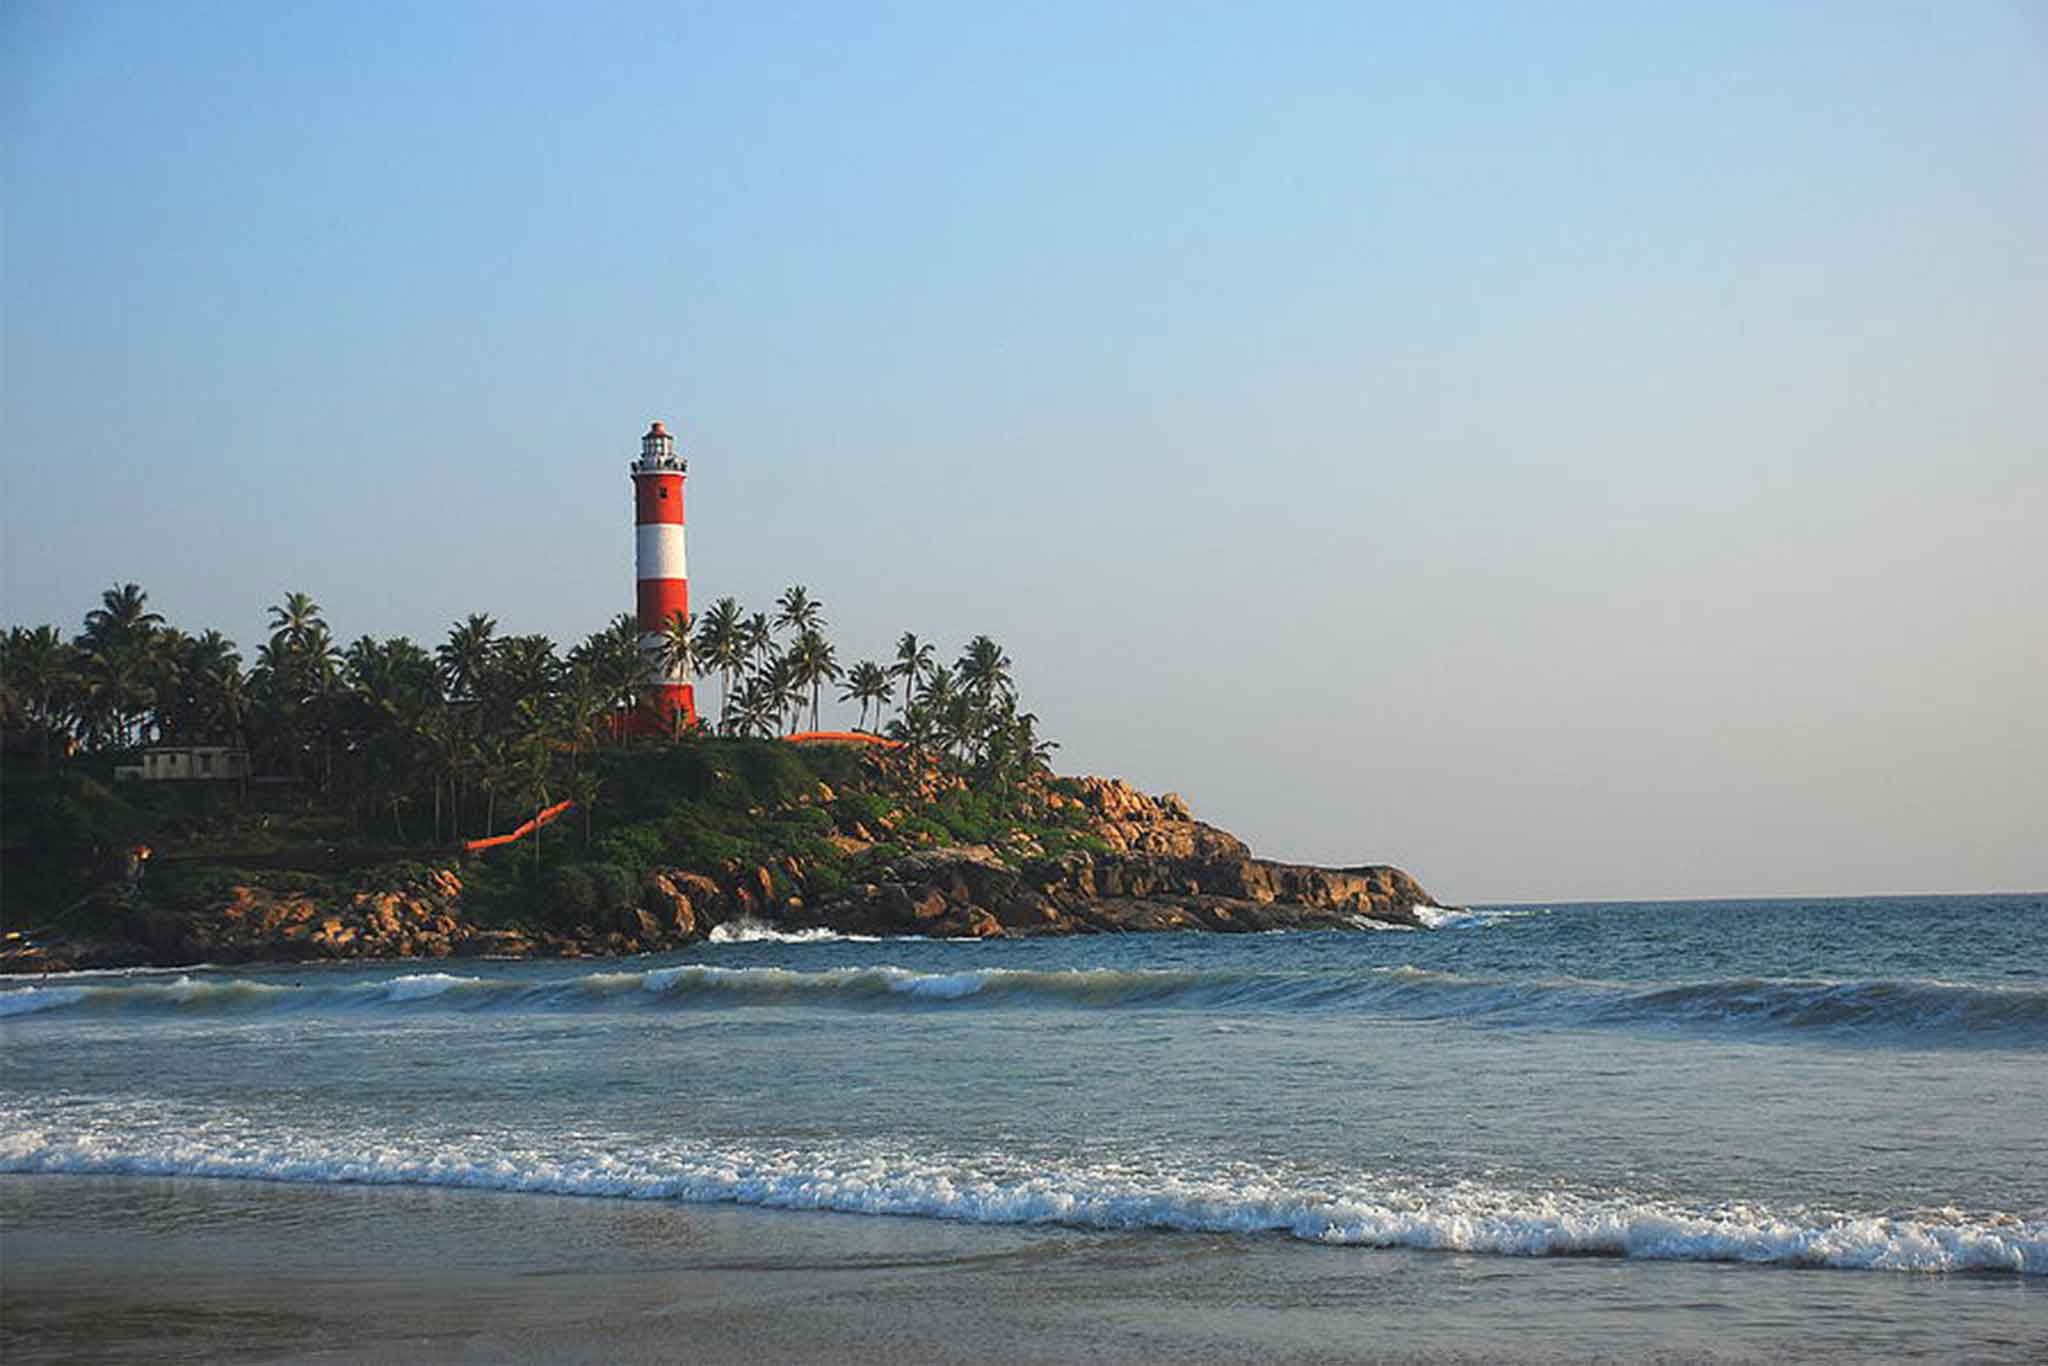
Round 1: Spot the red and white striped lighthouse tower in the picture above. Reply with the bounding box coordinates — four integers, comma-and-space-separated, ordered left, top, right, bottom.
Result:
631, 420, 696, 732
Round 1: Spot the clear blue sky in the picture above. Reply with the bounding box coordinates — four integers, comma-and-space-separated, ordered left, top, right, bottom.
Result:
5, 1, 2043, 900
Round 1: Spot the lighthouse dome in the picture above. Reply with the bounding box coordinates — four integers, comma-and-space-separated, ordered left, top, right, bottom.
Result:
634, 419, 684, 473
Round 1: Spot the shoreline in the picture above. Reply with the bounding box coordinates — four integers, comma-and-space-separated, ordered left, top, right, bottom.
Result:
5, 1173, 2041, 1365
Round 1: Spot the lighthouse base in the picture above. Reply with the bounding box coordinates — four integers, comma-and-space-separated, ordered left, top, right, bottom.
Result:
625, 684, 698, 740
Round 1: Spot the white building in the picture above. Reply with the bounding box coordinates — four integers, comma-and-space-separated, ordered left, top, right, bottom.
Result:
118, 745, 251, 782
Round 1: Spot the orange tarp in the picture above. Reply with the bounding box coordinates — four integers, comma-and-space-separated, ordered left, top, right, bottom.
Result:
782, 731, 902, 748
462, 799, 577, 852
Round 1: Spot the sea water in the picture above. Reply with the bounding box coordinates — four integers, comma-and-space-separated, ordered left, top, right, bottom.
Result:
4, 895, 2044, 1358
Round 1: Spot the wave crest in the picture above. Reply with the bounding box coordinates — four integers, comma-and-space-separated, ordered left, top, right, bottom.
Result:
5, 964, 2043, 1045
1, 1129, 2038, 1276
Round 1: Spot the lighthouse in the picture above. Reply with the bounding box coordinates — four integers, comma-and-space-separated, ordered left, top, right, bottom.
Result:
631, 420, 696, 732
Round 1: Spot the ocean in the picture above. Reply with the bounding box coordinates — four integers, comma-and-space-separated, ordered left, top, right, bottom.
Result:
4, 894, 2044, 1363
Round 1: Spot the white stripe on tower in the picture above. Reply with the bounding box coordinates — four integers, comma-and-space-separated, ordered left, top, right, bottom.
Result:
635, 524, 688, 582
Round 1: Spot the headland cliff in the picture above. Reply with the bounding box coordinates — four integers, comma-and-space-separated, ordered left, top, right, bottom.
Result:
2, 743, 1448, 972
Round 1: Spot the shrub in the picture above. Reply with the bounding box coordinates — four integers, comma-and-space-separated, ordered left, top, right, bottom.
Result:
589, 862, 636, 912
596, 826, 666, 878
545, 865, 598, 924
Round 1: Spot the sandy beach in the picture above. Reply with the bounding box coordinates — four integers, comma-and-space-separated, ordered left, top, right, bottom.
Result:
4, 1174, 2040, 1365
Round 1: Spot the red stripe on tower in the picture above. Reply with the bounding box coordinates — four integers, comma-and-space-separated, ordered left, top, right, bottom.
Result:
631, 420, 695, 734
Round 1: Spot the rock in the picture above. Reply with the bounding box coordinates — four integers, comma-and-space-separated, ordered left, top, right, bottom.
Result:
640, 870, 699, 941
454, 929, 532, 962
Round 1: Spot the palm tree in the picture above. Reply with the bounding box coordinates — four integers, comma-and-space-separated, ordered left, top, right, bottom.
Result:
178, 630, 242, 741
759, 651, 804, 734
342, 636, 438, 841
654, 609, 695, 681
564, 762, 603, 853
775, 585, 824, 636
558, 666, 611, 760
915, 665, 975, 760
81, 583, 163, 653
79, 645, 155, 748
915, 662, 958, 714
654, 609, 697, 739
301, 622, 345, 792
570, 615, 641, 736
481, 634, 562, 741
732, 674, 779, 738
418, 706, 462, 842
839, 661, 891, 732
693, 597, 746, 731
437, 614, 498, 703
892, 632, 934, 717
743, 612, 775, 672
511, 707, 558, 872
957, 634, 1013, 705
2, 625, 80, 753
885, 699, 938, 756
73, 584, 164, 748
786, 627, 839, 733
939, 692, 979, 763
266, 591, 325, 654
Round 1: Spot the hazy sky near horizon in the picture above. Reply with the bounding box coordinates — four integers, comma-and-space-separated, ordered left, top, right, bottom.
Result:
5, 2, 2044, 901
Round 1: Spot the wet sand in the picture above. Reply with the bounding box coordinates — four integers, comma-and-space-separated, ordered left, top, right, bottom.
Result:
3, 1175, 2040, 1364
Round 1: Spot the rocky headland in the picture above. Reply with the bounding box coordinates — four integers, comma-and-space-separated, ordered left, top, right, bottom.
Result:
3, 772, 1447, 972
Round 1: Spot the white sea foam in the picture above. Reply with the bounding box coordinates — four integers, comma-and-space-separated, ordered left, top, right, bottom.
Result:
1, 1126, 2039, 1276
381, 973, 478, 1003
888, 970, 994, 1000
708, 920, 882, 944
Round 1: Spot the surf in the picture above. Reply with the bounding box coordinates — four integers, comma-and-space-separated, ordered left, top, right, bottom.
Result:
2, 1127, 2039, 1277
5, 962, 2044, 1045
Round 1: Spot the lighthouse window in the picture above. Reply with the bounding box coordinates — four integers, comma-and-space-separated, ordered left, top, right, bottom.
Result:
659, 487, 668, 499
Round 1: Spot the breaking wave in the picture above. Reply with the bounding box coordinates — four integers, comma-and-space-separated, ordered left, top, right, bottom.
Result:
3, 965, 2044, 1044
707, 920, 886, 945
1, 1126, 2039, 1276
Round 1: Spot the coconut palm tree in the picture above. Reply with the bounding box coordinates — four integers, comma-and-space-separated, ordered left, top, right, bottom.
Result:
266, 591, 326, 655
2, 625, 80, 752
892, 632, 934, 717
884, 699, 938, 756
759, 651, 804, 734
569, 615, 641, 735
839, 661, 891, 732
732, 673, 780, 738
742, 612, 775, 676
786, 627, 840, 733
78, 644, 155, 749
774, 585, 823, 636
654, 609, 695, 682
437, 614, 498, 704
956, 634, 1013, 705
173, 630, 242, 742
557, 666, 612, 760
81, 583, 164, 654
483, 634, 562, 738
694, 596, 747, 730
654, 609, 697, 739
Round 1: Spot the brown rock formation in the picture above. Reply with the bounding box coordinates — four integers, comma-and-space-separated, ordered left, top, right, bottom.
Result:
0, 775, 1451, 970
